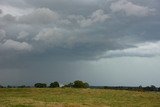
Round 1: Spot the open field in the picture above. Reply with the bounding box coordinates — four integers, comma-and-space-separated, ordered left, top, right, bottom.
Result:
0, 88, 160, 107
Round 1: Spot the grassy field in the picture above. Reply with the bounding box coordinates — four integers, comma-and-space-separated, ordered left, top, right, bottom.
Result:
0, 88, 160, 107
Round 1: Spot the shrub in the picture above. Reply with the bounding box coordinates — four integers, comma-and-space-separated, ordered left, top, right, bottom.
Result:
34, 83, 47, 88
50, 81, 60, 88
73, 80, 89, 88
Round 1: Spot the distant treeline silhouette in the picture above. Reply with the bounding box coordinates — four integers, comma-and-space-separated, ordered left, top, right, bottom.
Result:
0, 80, 89, 88
91, 85, 160, 91
1, 81, 160, 91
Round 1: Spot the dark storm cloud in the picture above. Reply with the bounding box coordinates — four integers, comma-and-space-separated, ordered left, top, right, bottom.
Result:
0, 0, 160, 85
0, 0, 159, 59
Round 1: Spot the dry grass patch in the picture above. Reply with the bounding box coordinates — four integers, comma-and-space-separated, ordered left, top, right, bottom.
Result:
0, 88, 160, 107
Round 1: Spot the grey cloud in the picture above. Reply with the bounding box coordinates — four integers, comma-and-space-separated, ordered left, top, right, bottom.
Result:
0, 1, 158, 61
0, 0, 30, 9
24, 0, 99, 15
0, 29, 6, 41
1, 14, 16, 22
33, 27, 67, 50
0, 14, 17, 29
102, 41, 160, 58
0, 39, 32, 51
17, 31, 29, 40
0, 0, 159, 59
0, 9, 2, 14
0, 0, 160, 86
18, 8, 59, 25
78, 9, 110, 27
110, 0, 155, 17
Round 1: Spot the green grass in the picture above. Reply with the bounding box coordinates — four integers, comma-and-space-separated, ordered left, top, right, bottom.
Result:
0, 88, 160, 107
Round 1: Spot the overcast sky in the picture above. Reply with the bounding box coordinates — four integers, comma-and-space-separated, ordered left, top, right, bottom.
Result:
0, 0, 160, 86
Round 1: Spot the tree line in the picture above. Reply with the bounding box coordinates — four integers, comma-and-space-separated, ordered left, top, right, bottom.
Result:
1, 81, 160, 92
0, 80, 89, 88
92, 85, 160, 92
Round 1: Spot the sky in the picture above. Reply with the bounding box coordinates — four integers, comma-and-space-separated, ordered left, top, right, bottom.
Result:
0, 0, 160, 86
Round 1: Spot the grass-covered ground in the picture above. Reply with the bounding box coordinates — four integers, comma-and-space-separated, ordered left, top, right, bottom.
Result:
0, 88, 160, 107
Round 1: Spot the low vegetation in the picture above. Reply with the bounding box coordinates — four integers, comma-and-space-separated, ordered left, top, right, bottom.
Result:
0, 88, 160, 107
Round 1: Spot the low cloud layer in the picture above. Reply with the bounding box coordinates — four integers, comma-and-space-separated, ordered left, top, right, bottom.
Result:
103, 41, 160, 57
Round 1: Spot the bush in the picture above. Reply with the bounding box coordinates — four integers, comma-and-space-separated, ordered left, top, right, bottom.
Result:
0, 85, 3, 88
73, 80, 89, 88
84, 82, 89, 88
50, 81, 60, 88
34, 83, 47, 88
17, 85, 26, 88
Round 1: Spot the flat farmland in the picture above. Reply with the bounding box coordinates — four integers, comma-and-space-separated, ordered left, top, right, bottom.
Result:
0, 88, 160, 107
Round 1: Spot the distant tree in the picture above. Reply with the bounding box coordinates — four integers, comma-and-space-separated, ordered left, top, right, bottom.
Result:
64, 83, 74, 88
7, 85, 12, 88
139, 85, 142, 89
50, 81, 60, 88
150, 85, 157, 91
0, 85, 3, 88
84, 82, 89, 88
144, 85, 157, 91
144, 86, 150, 91
138, 85, 143, 91
73, 80, 89, 88
34, 83, 47, 88
73, 80, 84, 88
17, 85, 26, 88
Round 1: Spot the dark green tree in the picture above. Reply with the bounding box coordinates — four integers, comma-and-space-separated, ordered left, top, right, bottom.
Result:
73, 80, 84, 88
34, 83, 47, 88
0, 85, 3, 88
73, 80, 89, 88
50, 81, 60, 88
150, 85, 157, 91
7, 85, 12, 88
84, 82, 89, 88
